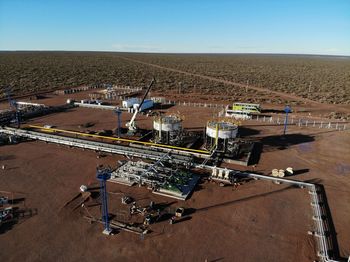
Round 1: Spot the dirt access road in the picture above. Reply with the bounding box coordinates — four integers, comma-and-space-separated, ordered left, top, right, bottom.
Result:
118, 55, 350, 114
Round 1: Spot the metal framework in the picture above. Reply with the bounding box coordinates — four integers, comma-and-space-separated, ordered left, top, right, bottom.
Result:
28, 125, 208, 155
0, 125, 337, 259
126, 78, 155, 133
96, 168, 112, 235
5, 88, 20, 128
0, 127, 195, 165
202, 165, 339, 262
283, 106, 292, 135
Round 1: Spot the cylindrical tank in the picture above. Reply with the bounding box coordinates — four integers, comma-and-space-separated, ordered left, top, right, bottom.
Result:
153, 115, 182, 132
206, 120, 238, 139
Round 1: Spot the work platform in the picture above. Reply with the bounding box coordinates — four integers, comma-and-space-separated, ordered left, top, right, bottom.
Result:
109, 160, 200, 200
0, 126, 255, 166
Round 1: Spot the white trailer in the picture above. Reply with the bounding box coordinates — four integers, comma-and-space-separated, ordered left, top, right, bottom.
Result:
133, 99, 154, 112
122, 98, 140, 108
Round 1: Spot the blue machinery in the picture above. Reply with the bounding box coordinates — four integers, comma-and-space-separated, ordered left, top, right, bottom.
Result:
283, 105, 292, 135
96, 168, 112, 235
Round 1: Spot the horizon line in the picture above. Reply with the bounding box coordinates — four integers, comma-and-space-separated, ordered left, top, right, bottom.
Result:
0, 50, 349, 57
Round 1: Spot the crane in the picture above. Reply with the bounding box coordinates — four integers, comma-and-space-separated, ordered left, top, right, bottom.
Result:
126, 78, 155, 135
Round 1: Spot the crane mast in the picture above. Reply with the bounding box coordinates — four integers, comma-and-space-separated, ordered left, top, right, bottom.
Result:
126, 78, 155, 134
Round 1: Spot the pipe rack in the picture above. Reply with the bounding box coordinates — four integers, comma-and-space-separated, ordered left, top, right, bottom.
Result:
201, 165, 339, 262
0, 126, 340, 261
0, 127, 193, 165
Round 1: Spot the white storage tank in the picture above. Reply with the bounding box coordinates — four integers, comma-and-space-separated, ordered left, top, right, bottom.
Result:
122, 98, 140, 108
204, 119, 239, 152
133, 99, 154, 112
152, 114, 183, 145
153, 115, 182, 132
206, 120, 238, 139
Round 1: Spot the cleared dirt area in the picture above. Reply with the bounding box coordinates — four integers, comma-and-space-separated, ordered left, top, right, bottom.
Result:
0, 141, 316, 262
1, 91, 349, 261
1, 51, 349, 261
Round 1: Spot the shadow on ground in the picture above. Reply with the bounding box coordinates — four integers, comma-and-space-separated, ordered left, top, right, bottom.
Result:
261, 133, 314, 151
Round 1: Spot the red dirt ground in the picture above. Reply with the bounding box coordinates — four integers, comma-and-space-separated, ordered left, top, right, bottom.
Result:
0, 92, 349, 261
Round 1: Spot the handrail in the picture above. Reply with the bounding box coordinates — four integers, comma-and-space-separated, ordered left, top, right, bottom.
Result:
27, 125, 210, 155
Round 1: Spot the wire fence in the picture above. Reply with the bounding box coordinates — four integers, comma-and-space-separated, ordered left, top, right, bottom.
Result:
251, 114, 348, 131
162, 99, 348, 131
163, 100, 225, 108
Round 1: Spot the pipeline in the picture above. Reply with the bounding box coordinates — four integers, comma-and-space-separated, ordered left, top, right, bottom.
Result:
27, 125, 210, 155
0, 127, 194, 165
0, 125, 340, 261
200, 165, 339, 262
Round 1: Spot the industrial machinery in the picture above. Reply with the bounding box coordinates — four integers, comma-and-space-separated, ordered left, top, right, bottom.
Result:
153, 114, 183, 145
204, 119, 239, 153
126, 78, 155, 134
109, 155, 200, 200
5, 87, 20, 128
209, 167, 252, 187
0, 207, 14, 226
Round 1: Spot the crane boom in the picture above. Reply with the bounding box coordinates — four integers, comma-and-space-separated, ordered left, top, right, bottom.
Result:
126, 78, 155, 132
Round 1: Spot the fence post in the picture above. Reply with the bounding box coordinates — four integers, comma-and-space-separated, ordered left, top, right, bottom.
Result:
320, 122, 323, 128
313, 120, 316, 127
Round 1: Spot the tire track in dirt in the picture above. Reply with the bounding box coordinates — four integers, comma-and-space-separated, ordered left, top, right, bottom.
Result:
118, 55, 350, 114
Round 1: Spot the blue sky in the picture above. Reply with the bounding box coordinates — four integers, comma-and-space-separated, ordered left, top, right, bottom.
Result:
0, 0, 349, 55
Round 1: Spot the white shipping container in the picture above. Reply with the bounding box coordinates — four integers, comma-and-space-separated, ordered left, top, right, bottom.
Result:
133, 99, 154, 112
122, 98, 140, 108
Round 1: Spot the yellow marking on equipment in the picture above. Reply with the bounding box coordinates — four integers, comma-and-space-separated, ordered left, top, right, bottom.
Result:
27, 125, 210, 155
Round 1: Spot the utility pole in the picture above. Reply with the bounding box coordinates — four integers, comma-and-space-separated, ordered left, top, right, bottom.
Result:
283, 105, 292, 135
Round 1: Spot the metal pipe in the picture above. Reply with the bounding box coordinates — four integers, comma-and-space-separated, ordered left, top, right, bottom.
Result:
198, 165, 338, 262
27, 125, 209, 155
